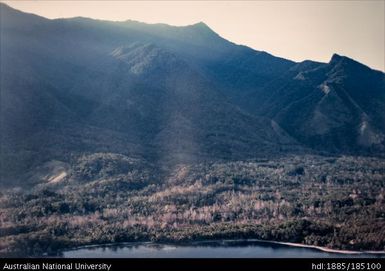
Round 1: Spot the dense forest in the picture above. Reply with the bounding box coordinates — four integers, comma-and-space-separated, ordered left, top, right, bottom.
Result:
1, 154, 384, 256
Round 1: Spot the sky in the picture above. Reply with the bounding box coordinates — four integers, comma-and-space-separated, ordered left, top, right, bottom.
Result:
2, 0, 385, 71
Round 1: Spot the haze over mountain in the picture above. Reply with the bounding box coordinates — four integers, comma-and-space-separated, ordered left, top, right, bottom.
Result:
1, 3, 384, 186
1, 4, 385, 256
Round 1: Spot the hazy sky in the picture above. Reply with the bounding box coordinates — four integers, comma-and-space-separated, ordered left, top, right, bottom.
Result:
3, 0, 385, 71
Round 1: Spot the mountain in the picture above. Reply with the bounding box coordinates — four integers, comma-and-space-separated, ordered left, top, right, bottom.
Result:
1, 4, 385, 256
0, 3, 384, 186
0, 3, 299, 186
245, 54, 385, 153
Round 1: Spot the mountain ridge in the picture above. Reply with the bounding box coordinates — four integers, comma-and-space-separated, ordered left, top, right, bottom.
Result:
2, 3, 382, 71
1, 3, 384, 187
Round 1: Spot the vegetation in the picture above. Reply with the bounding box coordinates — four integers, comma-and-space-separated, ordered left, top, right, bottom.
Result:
1, 3, 385, 259
1, 154, 384, 256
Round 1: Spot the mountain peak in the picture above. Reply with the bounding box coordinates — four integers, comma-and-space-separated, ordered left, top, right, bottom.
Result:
329, 53, 356, 65
188, 21, 216, 34
329, 53, 377, 72
330, 53, 363, 65
330, 53, 343, 63
192, 21, 209, 28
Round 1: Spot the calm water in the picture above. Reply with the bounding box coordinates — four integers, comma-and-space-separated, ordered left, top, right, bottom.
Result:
63, 240, 385, 258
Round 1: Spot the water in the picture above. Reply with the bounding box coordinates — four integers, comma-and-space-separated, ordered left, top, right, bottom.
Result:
63, 240, 384, 258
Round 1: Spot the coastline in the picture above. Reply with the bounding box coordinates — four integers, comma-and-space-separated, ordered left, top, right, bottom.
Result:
259, 240, 385, 255
62, 239, 385, 256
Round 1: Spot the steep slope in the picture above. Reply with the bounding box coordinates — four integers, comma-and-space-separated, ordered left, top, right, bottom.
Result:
249, 54, 385, 153
112, 19, 296, 102
0, 4, 299, 186
1, 3, 384, 187
96, 11, 385, 155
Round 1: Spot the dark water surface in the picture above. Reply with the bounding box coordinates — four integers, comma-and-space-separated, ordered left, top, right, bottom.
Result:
63, 240, 385, 258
